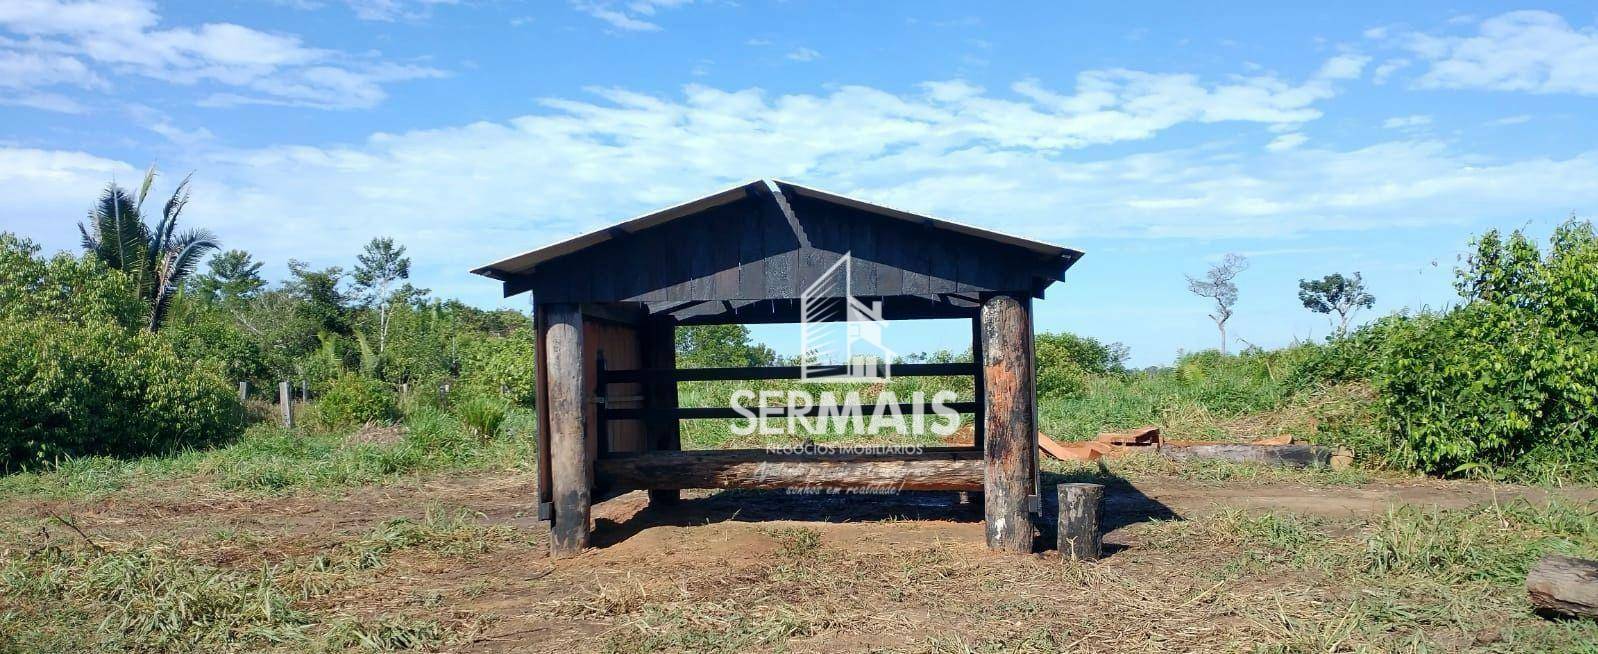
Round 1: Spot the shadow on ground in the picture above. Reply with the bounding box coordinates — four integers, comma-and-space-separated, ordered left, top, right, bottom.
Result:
588, 466, 1179, 555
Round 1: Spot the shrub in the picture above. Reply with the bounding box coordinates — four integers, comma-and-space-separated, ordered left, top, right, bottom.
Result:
1373, 219, 1598, 477
453, 394, 509, 439
1034, 331, 1129, 376
0, 318, 242, 469
458, 328, 537, 406
315, 374, 398, 427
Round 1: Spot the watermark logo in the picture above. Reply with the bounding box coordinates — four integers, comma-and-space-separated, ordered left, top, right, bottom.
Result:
799, 253, 894, 382
730, 251, 960, 440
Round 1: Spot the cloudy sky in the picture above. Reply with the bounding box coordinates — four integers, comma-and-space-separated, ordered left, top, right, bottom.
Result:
4, 1, 1597, 365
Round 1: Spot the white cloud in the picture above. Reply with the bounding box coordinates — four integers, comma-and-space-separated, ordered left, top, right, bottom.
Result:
8, 73, 1598, 305
1266, 133, 1307, 151
343, 0, 458, 22
0, 0, 442, 111
1382, 114, 1432, 128
1371, 58, 1408, 84
1386, 10, 1598, 95
1485, 114, 1532, 126
573, 0, 692, 32
786, 47, 821, 62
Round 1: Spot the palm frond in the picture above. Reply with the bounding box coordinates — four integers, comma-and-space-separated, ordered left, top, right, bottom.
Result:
135, 163, 157, 212
147, 230, 220, 331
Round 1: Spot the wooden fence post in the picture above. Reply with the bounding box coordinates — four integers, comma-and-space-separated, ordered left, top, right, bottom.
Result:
545, 304, 590, 557
238, 381, 248, 402
1057, 483, 1103, 561
642, 319, 680, 507
982, 294, 1037, 553
278, 381, 293, 428
300, 379, 308, 403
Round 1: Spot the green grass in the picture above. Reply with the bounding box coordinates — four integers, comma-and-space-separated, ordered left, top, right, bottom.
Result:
0, 406, 537, 500
1133, 498, 1598, 652
0, 507, 517, 653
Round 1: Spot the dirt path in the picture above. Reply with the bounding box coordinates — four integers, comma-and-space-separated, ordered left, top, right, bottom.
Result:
4, 472, 1594, 652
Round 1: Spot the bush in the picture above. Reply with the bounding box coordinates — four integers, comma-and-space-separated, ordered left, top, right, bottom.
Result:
0, 237, 242, 469
453, 394, 509, 439
1372, 219, 1598, 477
0, 319, 242, 469
315, 374, 398, 428
458, 328, 537, 406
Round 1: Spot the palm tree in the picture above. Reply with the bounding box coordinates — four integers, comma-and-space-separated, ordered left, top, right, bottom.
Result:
78, 165, 219, 332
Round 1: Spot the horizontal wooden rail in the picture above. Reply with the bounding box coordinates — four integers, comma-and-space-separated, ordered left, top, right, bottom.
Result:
594, 448, 984, 491
600, 362, 976, 384
604, 401, 979, 421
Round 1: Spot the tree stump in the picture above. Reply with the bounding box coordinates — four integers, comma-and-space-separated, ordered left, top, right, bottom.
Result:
1057, 483, 1103, 561
1527, 554, 1598, 619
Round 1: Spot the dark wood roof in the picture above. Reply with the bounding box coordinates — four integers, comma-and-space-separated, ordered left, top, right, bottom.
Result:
473, 179, 1082, 306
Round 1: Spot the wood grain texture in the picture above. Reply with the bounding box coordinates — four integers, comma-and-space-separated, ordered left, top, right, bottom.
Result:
594, 449, 984, 491
1160, 444, 1332, 468
641, 319, 681, 507
982, 294, 1037, 553
1527, 554, 1598, 618
519, 193, 1064, 304
1057, 483, 1103, 561
544, 304, 590, 558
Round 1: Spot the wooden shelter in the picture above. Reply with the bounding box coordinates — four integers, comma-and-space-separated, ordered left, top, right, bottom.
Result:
473, 179, 1083, 556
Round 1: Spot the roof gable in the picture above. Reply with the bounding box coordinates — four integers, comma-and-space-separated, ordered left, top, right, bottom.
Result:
473, 179, 1082, 303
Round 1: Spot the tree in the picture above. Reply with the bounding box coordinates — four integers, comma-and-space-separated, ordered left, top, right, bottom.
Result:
191, 249, 265, 305
77, 165, 218, 331
352, 237, 413, 355
1186, 253, 1249, 354
1298, 272, 1375, 335
285, 259, 349, 336
676, 324, 777, 368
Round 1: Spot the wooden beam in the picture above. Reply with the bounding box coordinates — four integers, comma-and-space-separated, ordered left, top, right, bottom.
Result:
545, 303, 591, 558
602, 362, 976, 383
982, 294, 1037, 553
641, 319, 680, 506
604, 401, 979, 421
1527, 554, 1598, 618
1161, 444, 1333, 468
594, 449, 983, 491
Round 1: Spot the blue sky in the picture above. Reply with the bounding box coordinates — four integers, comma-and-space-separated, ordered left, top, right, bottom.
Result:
4, 1, 1598, 366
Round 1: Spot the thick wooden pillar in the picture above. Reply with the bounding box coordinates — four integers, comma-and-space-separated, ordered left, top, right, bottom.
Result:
981, 294, 1037, 553
545, 304, 591, 557
642, 319, 681, 506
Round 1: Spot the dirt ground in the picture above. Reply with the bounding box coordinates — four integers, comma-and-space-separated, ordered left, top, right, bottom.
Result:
5, 471, 1595, 653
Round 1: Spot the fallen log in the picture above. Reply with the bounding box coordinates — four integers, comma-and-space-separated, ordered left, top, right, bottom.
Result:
594, 448, 984, 491
1527, 554, 1598, 619
1160, 443, 1332, 468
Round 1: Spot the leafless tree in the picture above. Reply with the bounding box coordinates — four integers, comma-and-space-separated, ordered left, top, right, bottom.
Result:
1186, 253, 1249, 354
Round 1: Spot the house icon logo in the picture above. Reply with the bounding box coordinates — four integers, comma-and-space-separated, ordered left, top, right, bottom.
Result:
799, 252, 894, 382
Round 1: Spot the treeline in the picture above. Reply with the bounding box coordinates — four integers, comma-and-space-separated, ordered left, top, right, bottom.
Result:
0, 169, 536, 469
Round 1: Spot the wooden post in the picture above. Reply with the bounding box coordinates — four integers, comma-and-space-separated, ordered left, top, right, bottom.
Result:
1527, 554, 1598, 618
642, 319, 680, 506
238, 381, 248, 402
981, 294, 1037, 553
545, 304, 591, 557
300, 379, 308, 403
278, 381, 293, 428
1057, 483, 1103, 561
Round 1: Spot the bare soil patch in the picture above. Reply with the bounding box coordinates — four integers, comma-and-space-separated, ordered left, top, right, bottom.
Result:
4, 470, 1594, 652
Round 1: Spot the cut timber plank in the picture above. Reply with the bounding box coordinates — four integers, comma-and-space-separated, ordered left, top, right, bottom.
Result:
594, 449, 984, 492
1037, 433, 1077, 460
1527, 554, 1598, 619
1161, 443, 1332, 468
1096, 426, 1160, 446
